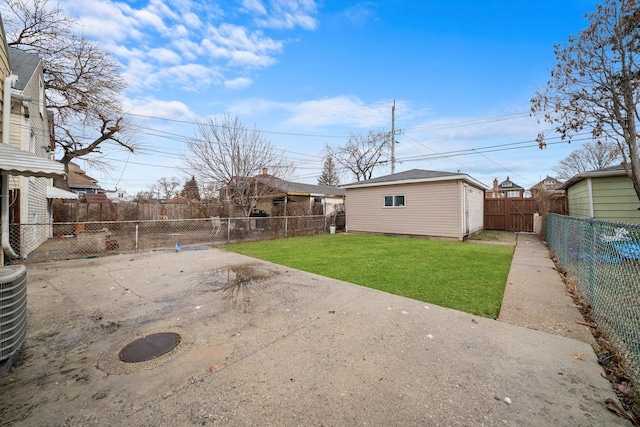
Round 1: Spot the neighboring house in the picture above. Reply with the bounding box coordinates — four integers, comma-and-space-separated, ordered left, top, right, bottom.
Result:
342, 169, 487, 241
563, 164, 640, 224
486, 176, 525, 199
531, 176, 565, 199
222, 169, 345, 217
54, 162, 103, 197
4, 48, 76, 258
105, 188, 134, 203
253, 172, 345, 216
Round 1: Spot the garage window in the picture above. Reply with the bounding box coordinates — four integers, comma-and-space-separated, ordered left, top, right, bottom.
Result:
383, 195, 405, 207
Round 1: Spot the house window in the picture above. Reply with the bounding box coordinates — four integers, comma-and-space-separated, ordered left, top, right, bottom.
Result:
39, 77, 45, 117
383, 195, 405, 207
507, 190, 520, 198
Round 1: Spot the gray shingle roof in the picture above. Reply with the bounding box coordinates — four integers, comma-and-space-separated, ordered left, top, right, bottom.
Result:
498, 177, 523, 190
8, 48, 40, 91
254, 175, 345, 197
341, 169, 488, 189
562, 163, 628, 188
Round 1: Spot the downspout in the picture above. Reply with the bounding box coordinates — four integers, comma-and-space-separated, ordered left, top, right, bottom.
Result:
1, 74, 19, 259
587, 177, 595, 218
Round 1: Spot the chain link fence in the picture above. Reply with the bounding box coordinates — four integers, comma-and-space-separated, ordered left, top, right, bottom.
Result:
8, 215, 333, 264
546, 214, 640, 383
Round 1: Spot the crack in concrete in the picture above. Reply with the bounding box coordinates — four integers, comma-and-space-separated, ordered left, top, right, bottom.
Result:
106, 265, 142, 298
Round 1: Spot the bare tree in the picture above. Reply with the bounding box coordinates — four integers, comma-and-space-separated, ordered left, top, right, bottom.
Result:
134, 189, 154, 203
2, 0, 135, 174
327, 130, 389, 182
153, 176, 180, 200
531, 0, 640, 200
553, 141, 622, 179
317, 155, 340, 186
183, 114, 293, 216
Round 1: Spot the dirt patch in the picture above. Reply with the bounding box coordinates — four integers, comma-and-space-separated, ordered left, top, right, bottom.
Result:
468, 230, 518, 243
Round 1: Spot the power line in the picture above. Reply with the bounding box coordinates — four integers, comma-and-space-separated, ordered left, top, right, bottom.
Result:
125, 112, 349, 138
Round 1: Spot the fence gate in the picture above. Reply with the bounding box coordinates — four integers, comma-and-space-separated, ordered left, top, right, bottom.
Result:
484, 198, 536, 232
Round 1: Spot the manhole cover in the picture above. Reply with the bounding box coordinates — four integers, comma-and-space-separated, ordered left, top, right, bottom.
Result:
119, 332, 181, 363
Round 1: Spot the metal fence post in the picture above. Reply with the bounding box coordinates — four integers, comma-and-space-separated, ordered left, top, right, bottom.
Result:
135, 222, 139, 253
227, 217, 230, 242
588, 220, 596, 301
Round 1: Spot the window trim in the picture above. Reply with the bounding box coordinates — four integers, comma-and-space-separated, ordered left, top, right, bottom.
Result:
383, 194, 406, 208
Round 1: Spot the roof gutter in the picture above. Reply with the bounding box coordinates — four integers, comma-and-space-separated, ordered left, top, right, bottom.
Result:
342, 174, 488, 190
2, 74, 20, 259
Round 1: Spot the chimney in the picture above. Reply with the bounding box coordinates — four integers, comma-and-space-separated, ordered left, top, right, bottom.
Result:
493, 178, 499, 192
262, 168, 268, 175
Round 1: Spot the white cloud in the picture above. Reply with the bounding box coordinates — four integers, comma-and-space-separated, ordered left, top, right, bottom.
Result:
202, 24, 283, 68
121, 57, 160, 91
149, 47, 182, 65
409, 113, 543, 143
224, 77, 254, 89
241, 0, 268, 15
182, 13, 202, 29
252, 0, 318, 30
342, 3, 379, 28
157, 63, 223, 90
285, 96, 392, 129
59, 0, 315, 96
127, 97, 196, 121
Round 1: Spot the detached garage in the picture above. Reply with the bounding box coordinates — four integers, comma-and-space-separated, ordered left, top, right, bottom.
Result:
343, 169, 488, 241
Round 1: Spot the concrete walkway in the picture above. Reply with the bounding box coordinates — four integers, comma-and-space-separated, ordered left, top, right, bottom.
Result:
499, 233, 597, 346
0, 235, 630, 426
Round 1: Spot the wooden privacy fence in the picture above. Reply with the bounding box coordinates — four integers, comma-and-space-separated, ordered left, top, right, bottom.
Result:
484, 197, 567, 232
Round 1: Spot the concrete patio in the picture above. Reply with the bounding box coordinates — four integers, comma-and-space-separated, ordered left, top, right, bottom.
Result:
0, 235, 630, 426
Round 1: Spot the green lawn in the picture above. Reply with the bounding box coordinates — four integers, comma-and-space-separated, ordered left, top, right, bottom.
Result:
223, 234, 514, 318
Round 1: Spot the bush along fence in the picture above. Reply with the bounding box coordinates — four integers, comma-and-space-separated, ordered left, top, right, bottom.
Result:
546, 214, 640, 384
8, 215, 333, 264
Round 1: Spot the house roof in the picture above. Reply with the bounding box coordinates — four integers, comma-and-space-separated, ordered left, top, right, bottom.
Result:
341, 169, 488, 190
562, 164, 628, 189
254, 175, 345, 197
531, 176, 564, 192
67, 162, 102, 190
8, 48, 39, 91
498, 176, 523, 190
0, 143, 64, 178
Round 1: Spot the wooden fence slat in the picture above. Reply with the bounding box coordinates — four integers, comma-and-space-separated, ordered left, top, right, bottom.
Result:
484, 196, 566, 232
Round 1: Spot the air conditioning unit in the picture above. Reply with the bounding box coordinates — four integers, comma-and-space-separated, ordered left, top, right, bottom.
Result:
0, 265, 27, 373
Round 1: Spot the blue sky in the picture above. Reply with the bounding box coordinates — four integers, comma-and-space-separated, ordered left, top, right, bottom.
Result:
58, 0, 599, 193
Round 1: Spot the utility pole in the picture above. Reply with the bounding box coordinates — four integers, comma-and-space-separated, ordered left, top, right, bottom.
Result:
391, 100, 396, 174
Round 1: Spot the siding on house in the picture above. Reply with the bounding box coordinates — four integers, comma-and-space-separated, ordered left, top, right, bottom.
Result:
567, 179, 592, 218
7, 49, 54, 256
567, 175, 640, 223
0, 17, 8, 141
592, 176, 640, 223
346, 180, 463, 239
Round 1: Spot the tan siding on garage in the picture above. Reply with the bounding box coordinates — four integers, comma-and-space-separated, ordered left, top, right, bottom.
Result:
346, 180, 462, 239
467, 185, 484, 234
